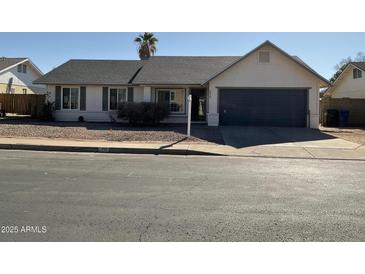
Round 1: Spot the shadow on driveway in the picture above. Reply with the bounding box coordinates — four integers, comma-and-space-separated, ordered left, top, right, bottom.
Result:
221, 126, 337, 148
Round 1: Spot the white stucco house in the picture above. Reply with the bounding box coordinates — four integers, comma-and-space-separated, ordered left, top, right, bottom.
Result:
0, 57, 46, 94
321, 62, 365, 126
34, 41, 330, 128
324, 62, 365, 99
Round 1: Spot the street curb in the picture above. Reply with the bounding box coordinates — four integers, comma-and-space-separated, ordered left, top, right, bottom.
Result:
0, 144, 364, 161
0, 143, 221, 156
214, 153, 365, 161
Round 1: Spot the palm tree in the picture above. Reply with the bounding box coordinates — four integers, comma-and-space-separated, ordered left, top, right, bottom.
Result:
134, 32, 158, 60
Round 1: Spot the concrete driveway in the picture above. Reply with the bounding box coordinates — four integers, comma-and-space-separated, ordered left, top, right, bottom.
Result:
220, 126, 360, 149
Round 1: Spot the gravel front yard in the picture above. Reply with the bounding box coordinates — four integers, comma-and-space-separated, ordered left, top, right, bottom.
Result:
0, 119, 224, 144
2, 119, 363, 145
320, 126, 365, 145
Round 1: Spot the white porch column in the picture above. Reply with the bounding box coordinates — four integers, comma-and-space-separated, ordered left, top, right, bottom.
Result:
143, 86, 152, 102
186, 88, 190, 110
207, 85, 219, 126
308, 86, 320, 129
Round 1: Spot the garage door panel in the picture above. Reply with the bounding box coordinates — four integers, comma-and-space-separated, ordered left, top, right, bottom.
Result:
219, 89, 307, 127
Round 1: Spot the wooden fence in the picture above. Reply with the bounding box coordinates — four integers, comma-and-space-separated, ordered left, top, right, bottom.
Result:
0, 94, 46, 117
320, 97, 365, 126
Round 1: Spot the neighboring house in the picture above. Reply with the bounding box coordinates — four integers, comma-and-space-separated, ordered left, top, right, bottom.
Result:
34, 41, 330, 128
324, 62, 365, 98
322, 62, 365, 126
0, 57, 46, 94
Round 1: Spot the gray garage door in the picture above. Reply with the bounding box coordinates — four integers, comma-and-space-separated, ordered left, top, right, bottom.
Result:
219, 89, 308, 127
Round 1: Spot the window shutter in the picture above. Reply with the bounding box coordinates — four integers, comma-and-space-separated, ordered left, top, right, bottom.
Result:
128, 87, 134, 102
102, 87, 109, 111
80, 86, 86, 111
55, 86, 61, 110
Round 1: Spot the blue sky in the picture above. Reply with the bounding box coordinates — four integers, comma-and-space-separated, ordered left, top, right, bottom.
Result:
0, 32, 364, 79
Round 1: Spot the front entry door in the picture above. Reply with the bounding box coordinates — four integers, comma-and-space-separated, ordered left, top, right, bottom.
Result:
190, 89, 206, 121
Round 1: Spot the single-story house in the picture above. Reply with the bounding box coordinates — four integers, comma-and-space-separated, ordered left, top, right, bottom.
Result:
321, 62, 365, 126
34, 40, 330, 128
0, 57, 46, 94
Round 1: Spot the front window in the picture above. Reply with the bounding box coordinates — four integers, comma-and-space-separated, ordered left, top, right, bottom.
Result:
109, 88, 127, 110
22, 88, 27, 94
353, 68, 362, 79
71, 88, 79, 109
16, 64, 27, 73
157, 89, 185, 113
62, 87, 79, 109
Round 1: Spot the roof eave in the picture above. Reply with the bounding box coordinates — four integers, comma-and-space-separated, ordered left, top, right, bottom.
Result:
132, 82, 204, 86
33, 81, 135, 86
0, 58, 27, 74
351, 62, 365, 72
27, 59, 43, 76
0, 58, 44, 76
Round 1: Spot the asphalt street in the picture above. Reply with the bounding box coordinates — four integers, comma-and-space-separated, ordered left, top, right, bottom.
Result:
0, 150, 364, 241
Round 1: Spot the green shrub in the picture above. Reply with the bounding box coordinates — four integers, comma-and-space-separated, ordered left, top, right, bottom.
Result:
118, 102, 170, 125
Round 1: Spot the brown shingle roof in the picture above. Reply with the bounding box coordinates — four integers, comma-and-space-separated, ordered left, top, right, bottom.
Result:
34, 60, 143, 85
0, 57, 27, 71
34, 57, 240, 85
132, 56, 240, 85
352, 62, 365, 71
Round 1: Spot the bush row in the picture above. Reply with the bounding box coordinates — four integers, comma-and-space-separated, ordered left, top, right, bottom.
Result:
41, 102, 170, 125
118, 102, 170, 125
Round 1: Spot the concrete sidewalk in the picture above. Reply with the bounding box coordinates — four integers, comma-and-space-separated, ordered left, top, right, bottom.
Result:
0, 136, 364, 160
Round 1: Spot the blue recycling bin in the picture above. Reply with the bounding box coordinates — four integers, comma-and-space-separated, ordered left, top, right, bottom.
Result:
339, 110, 350, 127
